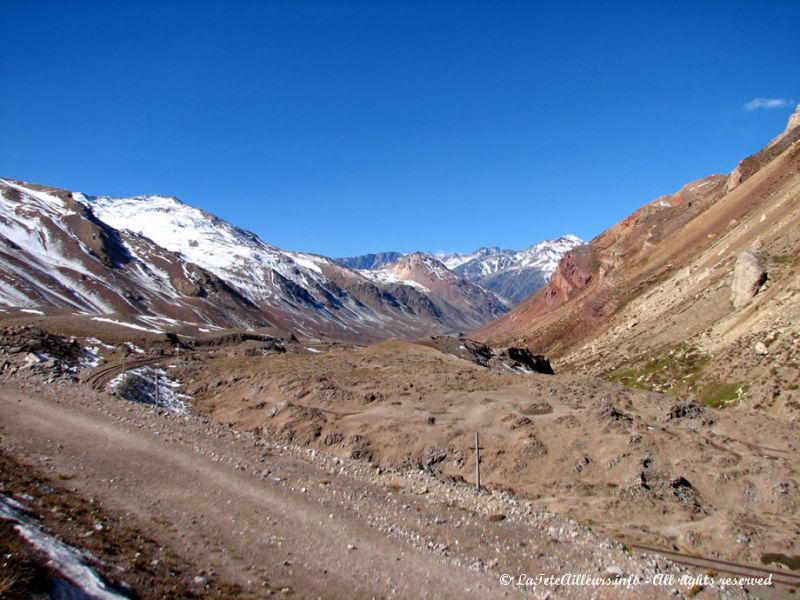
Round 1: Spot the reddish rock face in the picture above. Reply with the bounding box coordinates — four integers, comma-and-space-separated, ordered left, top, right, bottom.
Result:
542, 248, 597, 307
475, 172, 731, 350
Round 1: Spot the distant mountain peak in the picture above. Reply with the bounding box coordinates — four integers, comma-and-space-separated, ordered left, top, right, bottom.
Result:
441, 236, 584, 304
348, 236, 583, 305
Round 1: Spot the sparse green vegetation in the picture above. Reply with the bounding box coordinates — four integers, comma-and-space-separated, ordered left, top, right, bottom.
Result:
606, 344, 752, 409
606, 343, 710, 394
761, 552, 800, 571
699, 381, 746, 408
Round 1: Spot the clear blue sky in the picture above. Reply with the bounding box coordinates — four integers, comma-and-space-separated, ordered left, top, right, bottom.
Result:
1, 0, 798, 257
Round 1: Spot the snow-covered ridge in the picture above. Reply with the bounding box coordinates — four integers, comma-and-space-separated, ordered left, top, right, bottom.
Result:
0, 179, 120, 312
79, 192, 393, 324
83, 193, 321, 301
437, 247, 501, 270
437, 234, 583, 278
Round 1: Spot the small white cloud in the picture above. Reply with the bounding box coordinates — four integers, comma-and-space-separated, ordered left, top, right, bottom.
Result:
744, 97, 791, 111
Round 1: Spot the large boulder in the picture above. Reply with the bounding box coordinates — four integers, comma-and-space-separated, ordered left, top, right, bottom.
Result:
730, 249, 767, 308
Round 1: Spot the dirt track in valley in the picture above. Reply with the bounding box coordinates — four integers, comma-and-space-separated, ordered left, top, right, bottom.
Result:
0, 378, 741, 599
0, 384, 502, 598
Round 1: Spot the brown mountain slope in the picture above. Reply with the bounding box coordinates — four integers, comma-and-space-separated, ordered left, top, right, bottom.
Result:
382, 253, 509, 327
477, 106, 800, 418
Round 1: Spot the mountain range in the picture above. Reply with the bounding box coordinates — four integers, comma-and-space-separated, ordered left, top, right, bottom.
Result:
0, 176, 584, 341
3, 102, 798, 417
338, 234, 583, 304
0, 180, 509, 340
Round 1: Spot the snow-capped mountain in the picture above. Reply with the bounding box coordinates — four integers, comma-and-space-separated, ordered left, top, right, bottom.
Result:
0, 178, 262, 326
441, 235, 584, 304
0, 178, 509, 340
362, 253, 509, 329
439, 236, 582, 278
342, 235, 584, 306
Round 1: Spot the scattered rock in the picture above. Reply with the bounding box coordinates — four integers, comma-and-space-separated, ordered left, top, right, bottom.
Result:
424, 447, 447, 470
730, 249, 767, 308
665, 402, 704, 421
596, 400, 633, 424
670, 477, 692, 489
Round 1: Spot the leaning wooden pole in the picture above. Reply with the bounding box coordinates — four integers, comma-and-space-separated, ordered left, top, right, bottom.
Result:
475, 431, 481, 493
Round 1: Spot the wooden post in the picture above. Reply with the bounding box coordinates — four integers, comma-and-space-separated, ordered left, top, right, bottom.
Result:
154, 370, 160, 407
475, 431, 481, 493
121, 352, 126, 387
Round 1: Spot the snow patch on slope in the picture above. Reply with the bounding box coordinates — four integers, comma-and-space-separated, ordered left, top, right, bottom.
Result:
0, 494, 129, 599
358, 268, 431, 293
110, 366, 190, 413
91, 317, 164, 334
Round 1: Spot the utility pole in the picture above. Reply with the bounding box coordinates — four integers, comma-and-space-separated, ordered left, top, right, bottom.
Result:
475, 432, 481, 493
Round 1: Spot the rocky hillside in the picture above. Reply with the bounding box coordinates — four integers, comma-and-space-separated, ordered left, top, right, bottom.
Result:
359, 253, 510, 331
0, 179, 506, 341
477, 106, 800, 419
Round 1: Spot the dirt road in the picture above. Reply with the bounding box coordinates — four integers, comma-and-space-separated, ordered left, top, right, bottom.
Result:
0, 380, 741, 599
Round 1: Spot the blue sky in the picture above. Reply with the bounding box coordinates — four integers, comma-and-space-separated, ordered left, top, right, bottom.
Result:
1, 0, 798, 257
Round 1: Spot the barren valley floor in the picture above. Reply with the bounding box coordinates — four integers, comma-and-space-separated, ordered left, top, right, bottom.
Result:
0, 376, 764, 599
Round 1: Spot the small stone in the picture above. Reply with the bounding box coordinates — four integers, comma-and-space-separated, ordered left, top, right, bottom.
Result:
606, 565, 624, 578
754, 342, 769, 355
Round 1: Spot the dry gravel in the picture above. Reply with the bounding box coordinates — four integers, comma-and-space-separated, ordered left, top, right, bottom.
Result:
0, 370, 756, 599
